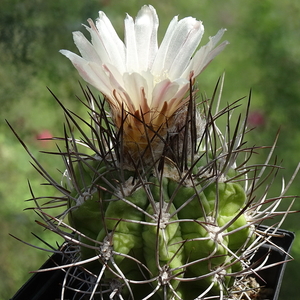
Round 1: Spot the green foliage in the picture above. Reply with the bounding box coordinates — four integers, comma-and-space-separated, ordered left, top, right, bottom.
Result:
1, 0, 300, 299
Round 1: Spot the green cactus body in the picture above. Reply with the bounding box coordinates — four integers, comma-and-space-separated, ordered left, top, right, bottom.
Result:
66, 154, 254, 299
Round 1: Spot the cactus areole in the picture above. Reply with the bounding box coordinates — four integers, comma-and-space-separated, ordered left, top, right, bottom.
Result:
14, 4, 298, 300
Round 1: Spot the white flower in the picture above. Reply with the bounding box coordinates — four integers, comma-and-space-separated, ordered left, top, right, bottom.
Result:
60, 5, 228, 161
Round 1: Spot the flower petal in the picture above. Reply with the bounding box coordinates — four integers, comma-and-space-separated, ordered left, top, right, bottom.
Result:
124, 14, 139, 72
60, 50, 112, 96
184, 28, 229, 78
167, 18, 204, 79
134, 5, 158, 71
72, 31, 101, 63
122, 72, 149, 111
85, 12, 126, 72
152, 79, 188, 113
151, 16, 204, 80
124, 5, 158, 73
150, 15, 178, 76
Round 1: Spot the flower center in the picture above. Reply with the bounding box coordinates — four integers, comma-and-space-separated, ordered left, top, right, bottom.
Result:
153, 69, 170, 84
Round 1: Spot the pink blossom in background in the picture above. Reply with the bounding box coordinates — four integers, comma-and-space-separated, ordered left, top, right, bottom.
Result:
247, 110, 265, 128
35, 129, 53, 147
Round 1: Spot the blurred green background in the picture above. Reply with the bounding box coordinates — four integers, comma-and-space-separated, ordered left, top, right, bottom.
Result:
1, 0, 300, 299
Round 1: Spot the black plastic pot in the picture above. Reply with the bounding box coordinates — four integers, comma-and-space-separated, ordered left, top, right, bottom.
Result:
10, 249, 74, 300
10, 225, 295, 300
250, 225, 295, 300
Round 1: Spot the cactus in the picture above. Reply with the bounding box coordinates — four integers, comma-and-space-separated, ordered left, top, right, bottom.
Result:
11, 5, 298, 300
